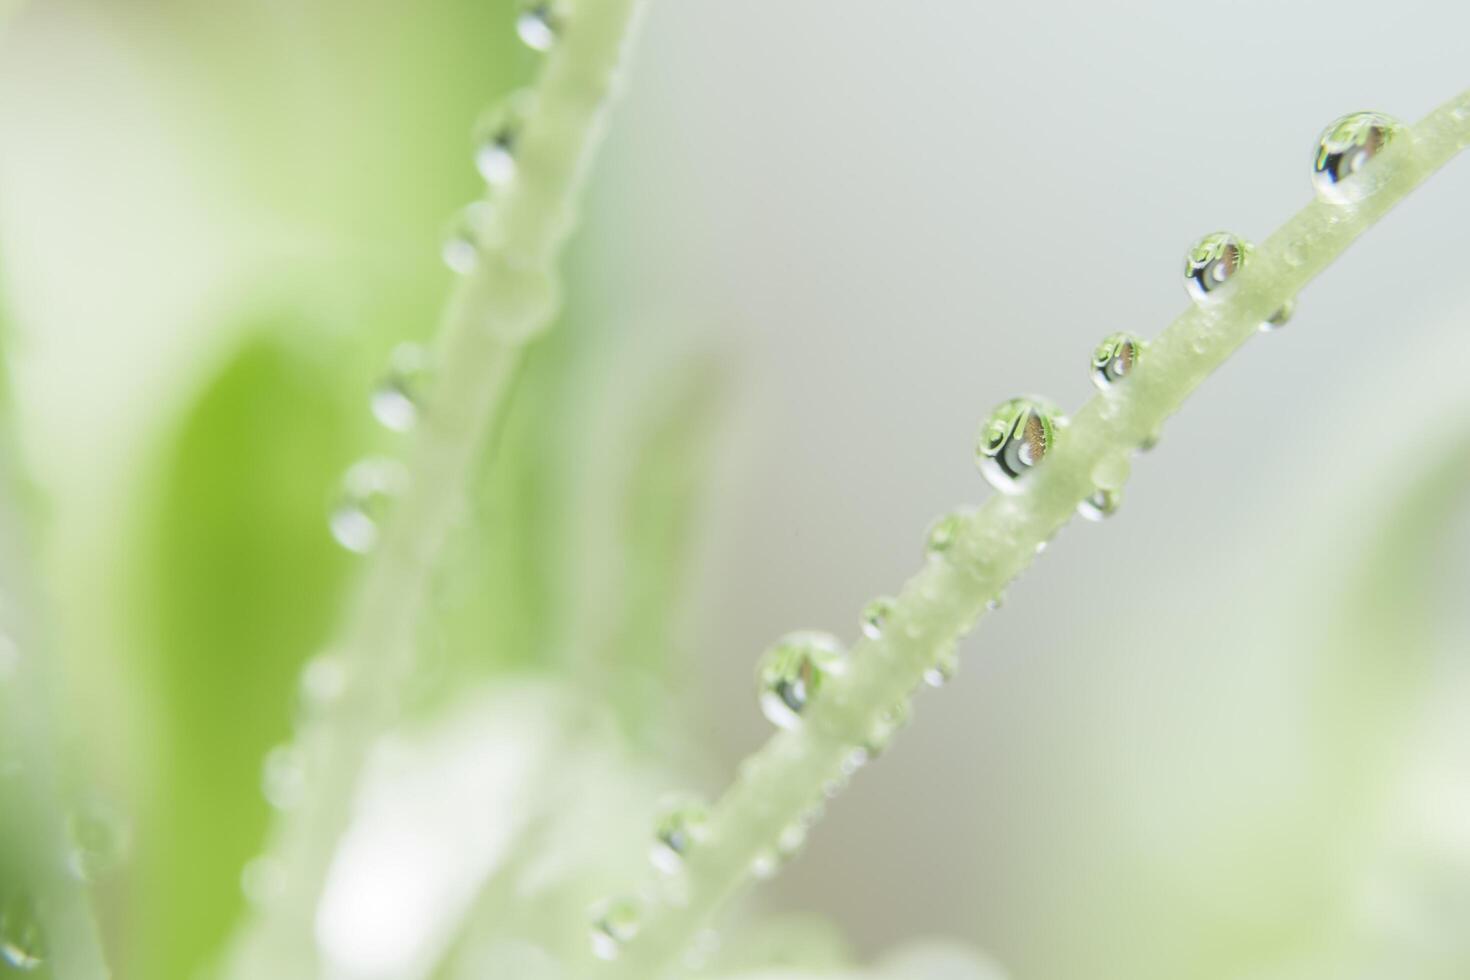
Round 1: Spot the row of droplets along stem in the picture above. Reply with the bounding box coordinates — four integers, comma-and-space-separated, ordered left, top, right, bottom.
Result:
328, 4, 568, 555
582, 106, 1437, 967
258, 9, 557, 852
222, 0, 649, 974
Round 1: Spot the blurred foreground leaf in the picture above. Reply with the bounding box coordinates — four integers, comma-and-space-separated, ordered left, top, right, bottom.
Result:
125, 326, 357, 978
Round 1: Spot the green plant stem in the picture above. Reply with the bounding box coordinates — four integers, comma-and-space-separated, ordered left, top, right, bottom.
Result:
0, 415, 109, 977
219, 2, 648, 975
602, 90, 1470, 978
0, 554, 110, 980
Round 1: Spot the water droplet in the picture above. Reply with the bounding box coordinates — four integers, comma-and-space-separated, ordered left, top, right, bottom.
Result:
474, 92, 533, 186
840, 746, 869, 775
261, 744, 308, 811
0, 894, 44, 972
650, 796, 710, 874
1090, 332, 1144, 391
1077, 489, 1121, 522
976, 397, 1065, 494
516, 2, 562, 52
1312, 111, 1404, 204
749, 849, 779, 879
922, 642, 959, 688
757, 632, 846, 729
371, 343, 430, 433
775, 821, 807, 858
1138, 427, 1162, 453
860, 596, 896, 641
241, 854, 286, 905
65, 797, 131, 882
682, 929, 722, 971
440, 202, 495, 276
1184, 232, 1254, 303
1090, 453, 1131, 492
1260, 297, 1296, 332
924, 510, 971, 558
329, 458, 407, 554
589, 897, 641, 960
865, 700, 911, 756
986, 595, 1004, 612
298, 652, 349, 715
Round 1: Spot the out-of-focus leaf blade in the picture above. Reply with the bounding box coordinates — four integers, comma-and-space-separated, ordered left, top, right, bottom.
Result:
125, 327, 357, 978
600, 356, 726, 735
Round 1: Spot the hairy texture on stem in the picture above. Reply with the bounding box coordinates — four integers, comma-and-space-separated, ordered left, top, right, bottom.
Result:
218, 2, 648, 975
602, 90, 1470, 978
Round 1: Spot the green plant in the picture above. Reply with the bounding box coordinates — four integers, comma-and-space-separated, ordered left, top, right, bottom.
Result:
216, 2, 649, 976
2, 2, 1470, 977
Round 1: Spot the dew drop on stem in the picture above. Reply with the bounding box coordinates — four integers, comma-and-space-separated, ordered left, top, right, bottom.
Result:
588, 896, 641, 961
1183, 231, 1253, 303
975, 397, 1065, 494
1312, 111, 1405, 204
65, 796, 131, 882
756, 631, 846, 730
1260, 297, 1295, 332
922, 642, 959, 688
0, 893, 44, 972
371, 343, 430, 434
1077, 488, 1121, 522
329, 458, 408, 554
650, 795, 710, 874
860, 596, 896, 641
516, 2, 563, 52
474, 91, 534, 186
1091, 332, 1144, 391
864, 699, 910, 757
440, 202, 494, 276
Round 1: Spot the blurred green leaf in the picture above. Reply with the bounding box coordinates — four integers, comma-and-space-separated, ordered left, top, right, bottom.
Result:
125, 325, 358, 978
1311, 427, 1470, 755
601, 357, 726, 736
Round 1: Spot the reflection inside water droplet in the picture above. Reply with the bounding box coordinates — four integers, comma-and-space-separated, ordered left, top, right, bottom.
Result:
1312, 110, 1405, 204
1261, 297, 1296, 332
1091, 333, 1144, 391
650, 795, 710, 874
1184, 231, 1254, 303
588, 897, 641, 960
757, 632, 846, 729
1077, 488, 1121, 522
976, 397, 1064, 494
860, 596, 896, 641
